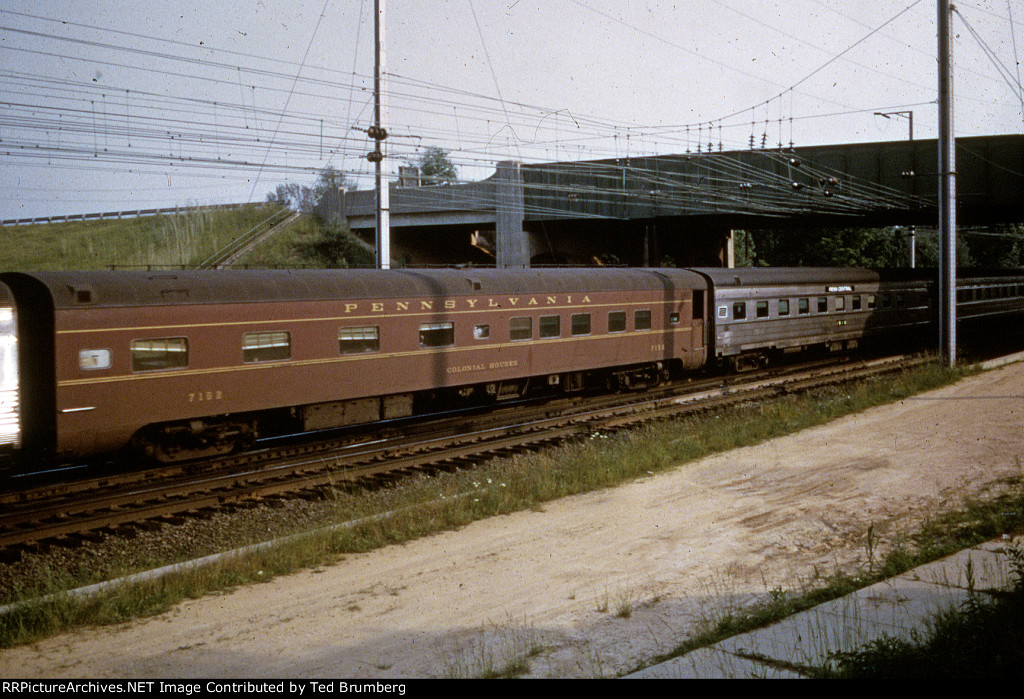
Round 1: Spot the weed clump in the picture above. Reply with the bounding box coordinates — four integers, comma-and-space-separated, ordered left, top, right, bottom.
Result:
820, 546, 1024, 678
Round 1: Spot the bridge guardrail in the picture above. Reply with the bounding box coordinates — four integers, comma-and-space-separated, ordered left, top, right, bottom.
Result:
1, 202, 253, 227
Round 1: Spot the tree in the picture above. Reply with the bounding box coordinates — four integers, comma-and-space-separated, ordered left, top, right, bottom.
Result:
732, 229, 761, 267
313, 167, 356, 199
266, 167, 357, 214
962, 224, 1024, 268
913, 229, 974, 268
742, 227, 914, 268
416, 147, 458, 185
267, 182, 317, 213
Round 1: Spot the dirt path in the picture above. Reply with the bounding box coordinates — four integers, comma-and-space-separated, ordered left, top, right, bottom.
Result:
3, 362, 1023, 678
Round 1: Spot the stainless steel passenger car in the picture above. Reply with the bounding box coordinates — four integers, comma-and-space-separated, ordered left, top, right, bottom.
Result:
955, 271, 1024, 322
695, 268, 934, 371
697, 268, 1024, 371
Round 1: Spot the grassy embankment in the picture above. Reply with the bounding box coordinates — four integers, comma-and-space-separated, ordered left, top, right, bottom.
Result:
3, 359, 1023, 663
238, 217, 374, 268
1, 204, 289, 270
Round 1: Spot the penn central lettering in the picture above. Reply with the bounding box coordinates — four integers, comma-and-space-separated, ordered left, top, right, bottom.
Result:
342, 294, 593, 315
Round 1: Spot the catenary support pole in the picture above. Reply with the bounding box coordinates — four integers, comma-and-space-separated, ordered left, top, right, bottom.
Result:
938, 0, 956, 366
373, 0, 390, 269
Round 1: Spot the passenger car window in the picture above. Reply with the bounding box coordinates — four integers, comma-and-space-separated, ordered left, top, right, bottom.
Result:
474, 324, 490, 340
732, 302, 746, 320
571, 313, 591, 335
634, 310, 652, 330
817, 297, 828, 313
338, 326, 379, 355
778, 299, 790, 316
798, 298, 810, 314
756, 301, 769, 318
419, 322, 455, 347
510, 317, 532, 341
608, 311, 626, 332
132, 338, 188, 371
835, 296, 846, 311
539, 315, 560, 338
852, 296, 862, 310
243, 332, 289, 363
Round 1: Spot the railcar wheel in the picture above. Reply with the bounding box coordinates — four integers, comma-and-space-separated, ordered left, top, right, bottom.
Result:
131, 419, 256, 464
730, 353, 768, 373
608, 362, 670, 391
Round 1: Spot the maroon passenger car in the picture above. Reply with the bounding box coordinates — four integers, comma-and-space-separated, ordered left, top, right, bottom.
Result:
0, 268, 709, 463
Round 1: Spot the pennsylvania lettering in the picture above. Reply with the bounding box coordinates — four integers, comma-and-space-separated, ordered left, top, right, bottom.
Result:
341, 294, 593, 315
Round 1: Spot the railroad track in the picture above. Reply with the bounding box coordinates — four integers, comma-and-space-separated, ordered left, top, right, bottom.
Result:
0, 353, 923, 552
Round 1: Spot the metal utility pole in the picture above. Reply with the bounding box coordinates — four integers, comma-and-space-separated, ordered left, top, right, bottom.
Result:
370, 0, 390, 269
938, 0, 957, 366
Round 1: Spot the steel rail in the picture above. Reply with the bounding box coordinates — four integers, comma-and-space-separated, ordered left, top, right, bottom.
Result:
0, 354, 922, 550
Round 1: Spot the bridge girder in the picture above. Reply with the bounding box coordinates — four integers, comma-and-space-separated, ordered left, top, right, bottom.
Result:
327, 134, 1024, 266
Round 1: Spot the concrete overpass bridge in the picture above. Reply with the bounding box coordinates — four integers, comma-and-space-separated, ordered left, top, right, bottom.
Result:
321, 134, 1024, 267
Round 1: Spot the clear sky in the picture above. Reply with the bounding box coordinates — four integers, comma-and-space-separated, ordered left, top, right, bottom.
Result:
1, 0, 1021, 220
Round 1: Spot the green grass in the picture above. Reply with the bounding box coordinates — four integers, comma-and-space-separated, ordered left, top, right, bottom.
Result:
233, 216, 376, 269
1, 359, 996, 652
1, 204, 288, 270
229, 213, 325, 268
1, 205, 377, 271
813, 545, 1024, 678
439, 621, 546, 679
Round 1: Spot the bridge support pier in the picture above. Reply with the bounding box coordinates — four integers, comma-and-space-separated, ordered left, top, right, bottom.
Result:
496, 161, 528, 268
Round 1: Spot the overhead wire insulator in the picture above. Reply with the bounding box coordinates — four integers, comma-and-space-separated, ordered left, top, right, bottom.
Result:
367, 125, 388, 140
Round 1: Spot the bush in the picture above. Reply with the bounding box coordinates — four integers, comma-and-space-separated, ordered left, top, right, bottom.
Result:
302, 222, 375, 268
